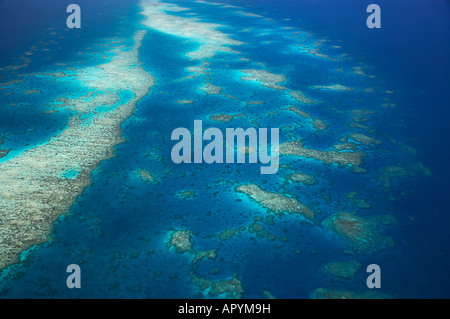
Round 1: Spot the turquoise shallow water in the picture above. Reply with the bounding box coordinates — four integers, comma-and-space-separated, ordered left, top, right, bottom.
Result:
0, 0, 448, 298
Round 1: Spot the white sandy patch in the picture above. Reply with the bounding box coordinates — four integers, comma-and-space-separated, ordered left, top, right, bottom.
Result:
140, 0, 244, 60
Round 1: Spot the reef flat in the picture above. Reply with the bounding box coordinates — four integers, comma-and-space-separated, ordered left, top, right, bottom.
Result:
0, 31, 154, 270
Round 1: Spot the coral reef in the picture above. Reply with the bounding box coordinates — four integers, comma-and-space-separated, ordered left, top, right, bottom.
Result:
140, 0, 244, 60
322, 260, 362, 279
311, 288, 390, 299
209, 113, 244, 123
190, 272, 244, 299
236, 184, 316, 221
240, 69, 287, 90
312, 84, 353, 92
136, 169, 157, 183
285, 172, 317, 186
289, 90, 316, 104
0, 31, 154, 270
322, 212, 396, 251
168, 230, 194, 253
279, 140, 366, 173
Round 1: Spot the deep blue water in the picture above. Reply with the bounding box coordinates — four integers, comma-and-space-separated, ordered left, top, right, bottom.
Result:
0, 0, 449, 299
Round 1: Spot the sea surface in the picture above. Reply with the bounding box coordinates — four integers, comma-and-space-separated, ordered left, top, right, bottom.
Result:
0, 0, 449, 298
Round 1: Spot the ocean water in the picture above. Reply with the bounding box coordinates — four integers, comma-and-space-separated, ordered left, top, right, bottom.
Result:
0, 0, 449, 299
